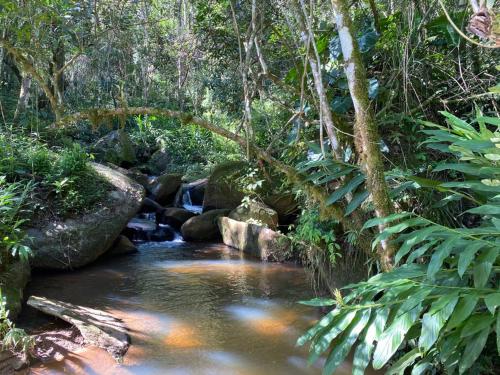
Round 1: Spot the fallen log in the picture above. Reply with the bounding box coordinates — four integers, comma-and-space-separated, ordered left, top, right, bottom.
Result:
27, 296, 129, 360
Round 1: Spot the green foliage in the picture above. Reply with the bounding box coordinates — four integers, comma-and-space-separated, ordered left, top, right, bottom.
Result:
0, 177, 32, 267
290, 208, 341, 264
299, 112, 500, 374
0, 290, 33, 354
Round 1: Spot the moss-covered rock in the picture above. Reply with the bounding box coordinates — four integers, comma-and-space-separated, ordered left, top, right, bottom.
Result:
93, 129, 136, 166
1, 259, 30, 320
151, 173, 183, 205
229, 201, 278, 229
27, 163, 145, 270
202, 161, 246, 212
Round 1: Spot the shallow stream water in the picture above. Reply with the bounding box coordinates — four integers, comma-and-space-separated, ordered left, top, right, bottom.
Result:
20, 238, 364, 374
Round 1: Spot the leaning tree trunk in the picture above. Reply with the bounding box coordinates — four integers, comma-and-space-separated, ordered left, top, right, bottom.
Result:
331, 0, 396, 271
13, 73, 32, 123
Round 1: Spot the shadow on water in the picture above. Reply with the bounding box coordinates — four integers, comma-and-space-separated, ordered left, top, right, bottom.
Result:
20, 239, 373, 375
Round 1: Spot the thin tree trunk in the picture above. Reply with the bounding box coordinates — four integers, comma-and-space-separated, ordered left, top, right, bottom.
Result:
292, 2, 343, 160
13, 73, 32, 123
331, 0, 396, 271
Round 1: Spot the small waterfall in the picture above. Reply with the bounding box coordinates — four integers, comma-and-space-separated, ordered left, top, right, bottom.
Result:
182, 189, 203, 214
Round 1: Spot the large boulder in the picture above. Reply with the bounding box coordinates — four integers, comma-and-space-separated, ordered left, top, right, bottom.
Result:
147, 149, 171, 175
1, 259, 30, 319
27, 163, 145, 270
229, 201, 278, 229
93, 129, 136, 167
181, 209, 230, 241
263, 193, 299, 226
218, 217, 290, 262
158, 208, 196, 230
151, 173, 183, 206
202, 161, 247, 212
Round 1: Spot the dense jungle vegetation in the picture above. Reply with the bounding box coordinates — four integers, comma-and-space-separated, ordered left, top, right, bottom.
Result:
0, 0, 499, 374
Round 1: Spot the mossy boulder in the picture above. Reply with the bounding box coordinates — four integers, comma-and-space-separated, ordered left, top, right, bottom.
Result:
93, 129, 136, 167
229, 201, 278, 229
181, 209, 230, 241
218, 217, 290, 262
27, 163, 145, 270
202, 161, 247, 212
1, 259, 30, 320
147, 149, 171, 175
151, 173, 183, 205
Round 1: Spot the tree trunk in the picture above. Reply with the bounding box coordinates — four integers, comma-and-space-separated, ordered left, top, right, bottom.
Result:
331, 0, 396, 271
13, 73, 32, 123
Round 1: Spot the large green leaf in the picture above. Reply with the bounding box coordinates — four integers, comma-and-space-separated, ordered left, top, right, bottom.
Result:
446, 295, 479, 330
484, 293, 500, 315
419, 294, 458, 352
345, 190, 369, 216
325, 174, 365, 206
372, 304, 423, 369
386, 348, 421, 375
322, 309, 371, 375
352, 308, 389, 375
473, 247, 498, 287
308, 310, 357, 364
458, 328, 490, 374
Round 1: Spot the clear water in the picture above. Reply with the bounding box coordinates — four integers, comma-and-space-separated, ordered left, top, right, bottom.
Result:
23, 240, 366, 375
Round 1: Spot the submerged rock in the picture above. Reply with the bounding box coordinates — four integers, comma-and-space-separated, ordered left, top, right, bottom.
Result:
181, 209, 230, 241
107, 235, 137, 256
28, 163, 145, 270
218, 217, 290, 262
27, 296, 129, 360
151, 173, 183, 205
229, 201, 278, 229
158, 207, 196, 230
202, 161, 246, 212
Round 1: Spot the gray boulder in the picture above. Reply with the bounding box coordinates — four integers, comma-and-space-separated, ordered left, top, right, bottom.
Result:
202, 161, 246, 212
181, 209, 230, 241
229, 201, 278, 229
93, 129, 136, 166
218, 217, 290, 262
147, 149, 171, 175
151, 173, 183, 205
28, 163, 145, 270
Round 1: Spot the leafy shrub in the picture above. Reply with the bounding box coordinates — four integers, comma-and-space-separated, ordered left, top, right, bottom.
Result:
299, 112, 500, 374
0, 177, 32, 267
0, 290, 33, 354
290, 207, 341, 264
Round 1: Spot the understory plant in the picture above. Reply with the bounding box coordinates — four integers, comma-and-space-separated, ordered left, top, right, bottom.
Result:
298, 112, 500, 374
0, 178, 33, 355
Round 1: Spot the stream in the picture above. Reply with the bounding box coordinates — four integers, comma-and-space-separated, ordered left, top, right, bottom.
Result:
18, 199, 364, 374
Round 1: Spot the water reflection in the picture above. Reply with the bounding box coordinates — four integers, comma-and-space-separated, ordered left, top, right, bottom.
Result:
22, 242, 363, 374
